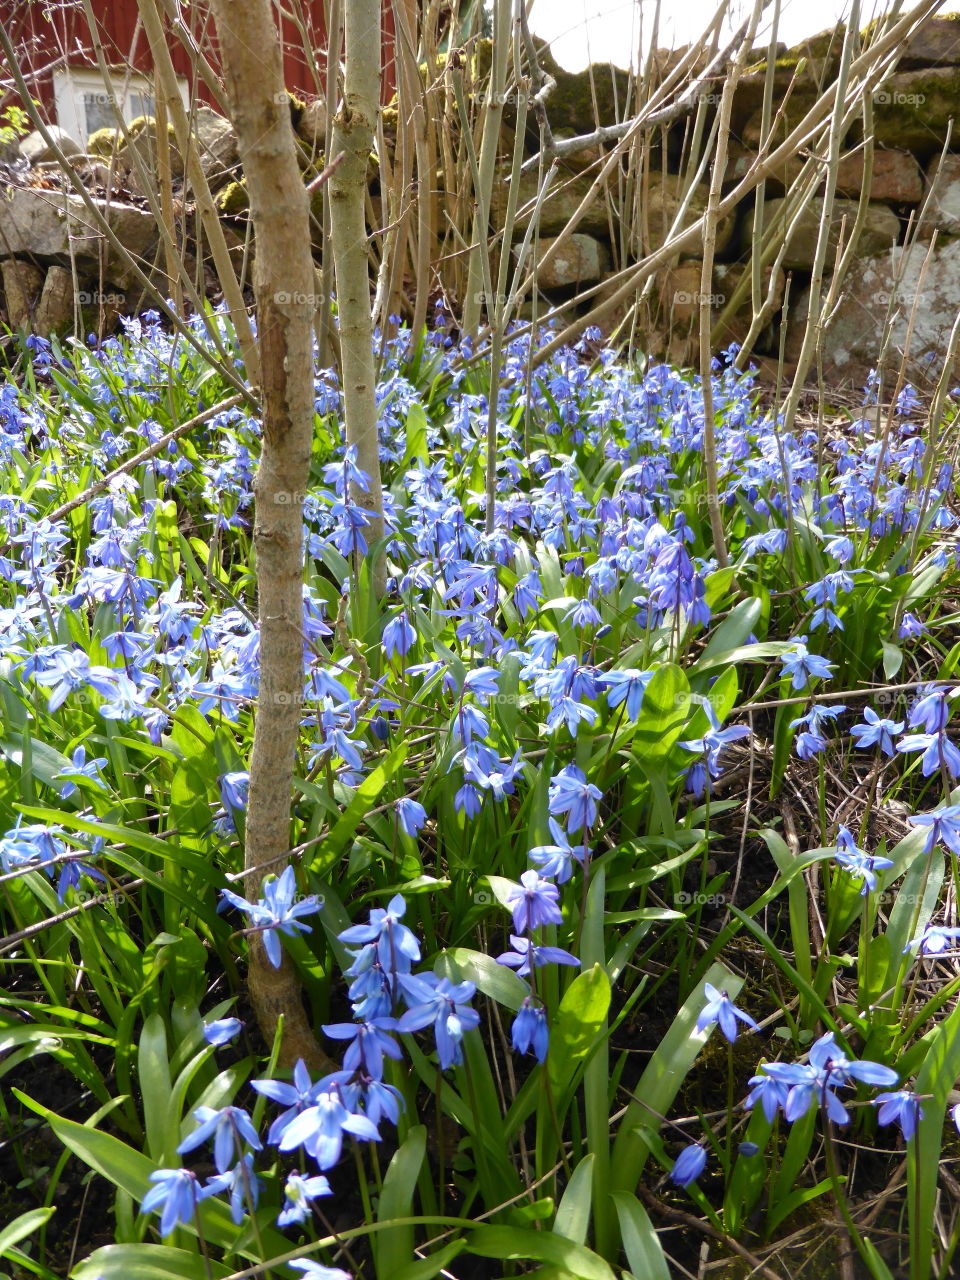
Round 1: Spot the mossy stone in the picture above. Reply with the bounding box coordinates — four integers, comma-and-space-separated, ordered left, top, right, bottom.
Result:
216, 180, 249, 216
873, 66, 960, 155
87, 128, 120, 157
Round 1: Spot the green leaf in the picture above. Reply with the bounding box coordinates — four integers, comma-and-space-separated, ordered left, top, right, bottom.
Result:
633, 664, 690, 761
437, 948, 528, 1012
0, 1209, 54, 1259
403, 403, 429, 467
554, 1154, 594, 1245
70, 1245, 230, 1280
548, 964, 611, 1093
316, 743, 409, 873
612, 1193, 671, 1280
0, 737, 73, 792
138, 1014, 175, 1162
391, 1242, 467, 1280
698, 597, 762, 662
376, 1126, 426, 1276
467, 1225, 615, 1280
908, 1000, 960, 1280
609, 962, 743, 1194
881, 641, 903, 680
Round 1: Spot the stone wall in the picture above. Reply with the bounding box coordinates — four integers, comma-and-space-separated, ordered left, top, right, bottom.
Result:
490, 15, 960, 389
4, 17, 960, 390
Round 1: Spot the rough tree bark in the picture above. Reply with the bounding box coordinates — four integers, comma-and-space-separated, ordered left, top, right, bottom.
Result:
329, 0, 386, 589
208, 0, 330, 1070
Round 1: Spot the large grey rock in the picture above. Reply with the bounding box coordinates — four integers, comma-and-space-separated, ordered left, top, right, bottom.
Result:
491, 168, 613, 238
34, 265, 75, 337
21, 127, 82, 164
1, 259, 43, 329
728, 147, 922, 204
923, 154, 960, 235
0, 185, 157, 271
898, 14, 960, 67
296, 98, 328, 149
872, 66, 960, 156
187, 106, 239, 190
784, 237, 960, 385
760, 196, 899, 270
712, 261, 786, 349
642, 174, 737, 259
531, 233, 610, 290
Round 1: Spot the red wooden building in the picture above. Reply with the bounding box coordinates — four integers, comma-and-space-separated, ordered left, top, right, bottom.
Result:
3, 0, 397, 143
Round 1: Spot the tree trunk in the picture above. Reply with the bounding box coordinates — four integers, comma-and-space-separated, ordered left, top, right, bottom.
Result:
329, 0, 386, 589
208, 0, 331, 1071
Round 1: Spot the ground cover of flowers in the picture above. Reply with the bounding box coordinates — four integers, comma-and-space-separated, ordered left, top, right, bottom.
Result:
1, 312, 959, 1280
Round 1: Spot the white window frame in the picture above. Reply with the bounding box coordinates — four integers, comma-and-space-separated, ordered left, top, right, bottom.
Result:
52, 66, 189, 144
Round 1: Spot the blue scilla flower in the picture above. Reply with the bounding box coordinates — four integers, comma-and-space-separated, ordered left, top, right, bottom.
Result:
251, 1058, 321, 1145
278, 1089, 381, 1168
528, 818, 590, 884
53, 746, 108, 799
278, 1171, 332, 1227
496, 934, 580, 977
695, 983, 760, 1043
203, 1017, 243, 1046
602, 668, 655, 720
751, 1032, 898, 1125
289, 1259, 352, 1280
219, 771, 249, 815
670, 1143, 708, 1188
397, 973, 480, 1069
382, 610, 416, 659
33, 649, 118, 712
908, 686, 951, 733
141, 1167, 228, 1236
907, 806, 960, 854
834, 827, 893, 895
898, 612, 927, 640
177, 1105, 262, 1174
743, 1071, 790, 1122
460, 745, 524, 801
897, 731, 960, 779
849, 707, 904, 756
505, 869, 564, 933
321, 1018, 402, 1079
779, 638, 835, 690
219, 1152, 260, 1226
548, 764, 602, 834
395, 797, 427, 837
218, 866, 322, 968
337, 893, 420, 974
511, 997, 549, 1062
904, 924, 960, 955
875, 1090, 924, 1140
680, 720, 751, 795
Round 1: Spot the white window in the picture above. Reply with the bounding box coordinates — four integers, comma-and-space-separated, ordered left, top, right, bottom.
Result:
53, 67, 188, 144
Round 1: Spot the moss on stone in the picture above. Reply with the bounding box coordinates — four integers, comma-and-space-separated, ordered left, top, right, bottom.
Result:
873, 66, 960, 154
215, 180, 249, 216
86, 127, 119, 157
